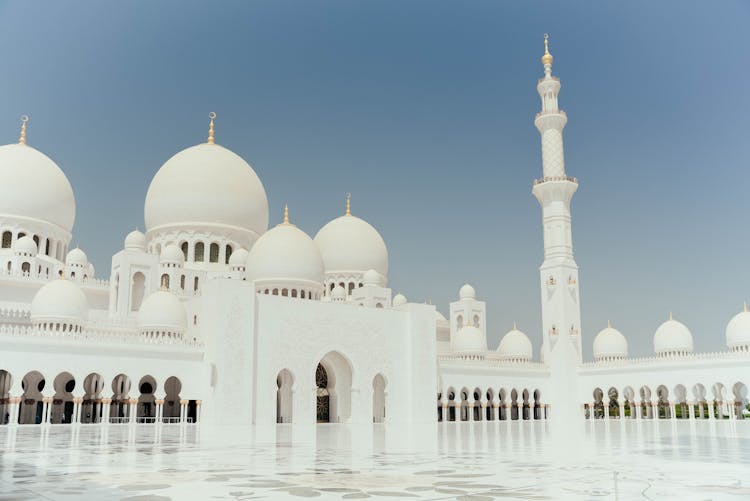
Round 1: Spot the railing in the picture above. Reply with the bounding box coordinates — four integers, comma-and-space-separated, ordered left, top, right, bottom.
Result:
533, 175, 578, 185
580, 349, 750, 369
0, 268, 109, 289
0, 324, 204, 349
437, 352, 547, 369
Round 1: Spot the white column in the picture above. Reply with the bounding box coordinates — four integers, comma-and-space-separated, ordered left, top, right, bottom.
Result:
708, 400, 716, 420
180, 399, 188, 424
195, 400, 202, 423
8, 397, 20, 425
101, 399, 110, 423
44, 399, 52, 425
129, 399, 137, 424
604, 403, 610, 419
670, 402, 677, 421
688, 401, 695, 420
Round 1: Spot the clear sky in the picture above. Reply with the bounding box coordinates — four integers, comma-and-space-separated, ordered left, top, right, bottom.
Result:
0, 1, 747, 359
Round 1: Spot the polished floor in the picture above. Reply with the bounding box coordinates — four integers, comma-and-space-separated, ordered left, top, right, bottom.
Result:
0, 420, 749, 500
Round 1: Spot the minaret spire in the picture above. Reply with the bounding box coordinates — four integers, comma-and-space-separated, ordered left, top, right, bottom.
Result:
345, 192, 351, 216
18, 115, 28, 145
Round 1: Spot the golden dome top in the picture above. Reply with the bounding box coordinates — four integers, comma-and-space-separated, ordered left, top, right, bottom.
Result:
541, 33, 553, 66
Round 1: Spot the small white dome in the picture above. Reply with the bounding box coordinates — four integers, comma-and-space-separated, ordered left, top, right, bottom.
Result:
726, 305, 750, 349
247, 222, 325, 285
66, 248, 88, 267
392, 293, 407, 307
497, 327, 533, 361
12, 236, 37, 256
145, 143, 269, 237
228, 248, 249, 267
124, 230, 146, 251
593, 324, 628, 361
459, 283, 476, 300
160, 244, 185, 265
31, 279, 88, 326
137, 289, 187, 333
363, 269, 381, 286
331, 284, 347, 301
314, 213, 388, 277
654, 315, 694, 355
452, 325, 487, 353
0, 143, 76, 233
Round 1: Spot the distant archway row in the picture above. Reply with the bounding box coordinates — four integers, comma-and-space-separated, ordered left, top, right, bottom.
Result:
585, 382, 749, 420
275, 351, 387, 424
0, 370, 200, 425
437, 387, 546, 422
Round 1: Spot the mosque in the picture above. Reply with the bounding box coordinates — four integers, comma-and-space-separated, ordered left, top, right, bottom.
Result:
0, 37, 747, 429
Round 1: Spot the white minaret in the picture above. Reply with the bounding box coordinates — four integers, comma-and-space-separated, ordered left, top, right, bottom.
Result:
532, 34, 582, 363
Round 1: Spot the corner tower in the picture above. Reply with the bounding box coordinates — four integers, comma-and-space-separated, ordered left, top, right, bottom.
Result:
531, 35, 582, 362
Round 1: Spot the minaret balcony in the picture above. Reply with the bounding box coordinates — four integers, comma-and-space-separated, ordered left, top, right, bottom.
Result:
533, 176, 578, 186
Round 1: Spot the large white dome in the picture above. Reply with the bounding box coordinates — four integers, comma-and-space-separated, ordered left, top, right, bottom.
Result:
137, 289, 187, 333
314, 213, 388, 277
452, 325, 487, 353
593, 324, 628, 361
725, 305, 750, 350
654, 315, 693, 355
247, 219, 325, 286
31, 279, 88, 326
144, 143, 269, 236
0, 143, 75, 232
497, 326, 533, 361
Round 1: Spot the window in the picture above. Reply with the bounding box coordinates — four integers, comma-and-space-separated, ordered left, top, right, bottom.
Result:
21, 262, 30, 273
131, 272, 146, 311
194, 242, 204, 262
180, 242, 188, 260
161, 273, 170, 288
209, 243, 219, 263
1, 231, 11, 248
193, 276, 199, 291
180, 275, 185, 290
225, 245, 233, 264
32, 235, 39, 250
457, 315, 463, 330
45, 239, 50, 256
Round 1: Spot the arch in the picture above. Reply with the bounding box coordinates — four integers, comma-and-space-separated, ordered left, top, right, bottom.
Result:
473, 314, 480, 328
692, 383, 708, 419
0, 370, 12, 425
712, 383, 728, 419
194, 276, 199, 291
533, 389, 542, 420
472, 387, 482, 421
180, 241, 188, 260
673, 384, 688, 419
459, 387, 470, 421
510, 388, 519, 420
315, 351, 353, 423
81, 373, 105, 424
50, 372, 76, 424
622, 386, 635, 418
732, 382, 748, 420
209, 242, 220, 263
639, 385, 652, 419
456, 315, 463, 330
522, 389, 530, 420
485, 388, 496, 421
163, 376, 182, 420
447, 387, 456, 422
160, 273, 170, 289
656, 385, 670, 419
19, 371, 45, 424
276, 369, 294, 424
372, 373, 386, 423
137, 375, 157, 420
1, 231, 11, 248
225, 244, 233, 264
194, 242, 205, 262
130, 272, 146, 311
110, 374, 132, 421
592, 387, 605, 419
498, 388, 508, 420
608, 387, 619, 419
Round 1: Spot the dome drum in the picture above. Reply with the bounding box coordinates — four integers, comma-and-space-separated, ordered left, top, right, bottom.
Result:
149, 229, 250, 268
253, 278, 323, 300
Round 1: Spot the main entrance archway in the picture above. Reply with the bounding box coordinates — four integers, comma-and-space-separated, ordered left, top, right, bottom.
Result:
314, 351, 352, 424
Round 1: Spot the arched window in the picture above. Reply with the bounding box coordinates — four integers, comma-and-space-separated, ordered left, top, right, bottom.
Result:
131, 272, 146, 311
282, 288, 289, 297
193, 276, 199, 291
225, 245, 233, 264
473, 315, 480, 328
1, 231, 11, 248
180, 242, 188, 260
45, 239, 50, 256
457, 315, 463, 330
17, 232, 25, 239
21, 262, 30, 273
180, 275, 185, 290
194, 242, 204, 262
209, 243, 219, 263
32, 235, 39, 250
193, 315, 197, 325
300, 290, 306, 299
161, 274, 170, 288
291, 289, 298, 298
348, 282, 355, 294
272, 288, 279, 295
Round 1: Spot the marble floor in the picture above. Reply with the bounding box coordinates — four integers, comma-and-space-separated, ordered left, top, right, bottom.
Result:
0, 420, 749, 500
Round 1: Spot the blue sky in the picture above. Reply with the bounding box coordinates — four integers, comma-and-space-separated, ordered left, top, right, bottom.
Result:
0, 1, 747, 358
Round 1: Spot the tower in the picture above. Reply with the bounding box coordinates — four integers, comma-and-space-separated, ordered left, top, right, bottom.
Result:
532, 35, 582, 363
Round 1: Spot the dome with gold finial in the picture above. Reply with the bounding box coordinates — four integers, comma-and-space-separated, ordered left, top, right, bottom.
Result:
0, 116, 76, 234
144, 112, 269, 243
314, 194, 389, 278
541, 33, 553, 66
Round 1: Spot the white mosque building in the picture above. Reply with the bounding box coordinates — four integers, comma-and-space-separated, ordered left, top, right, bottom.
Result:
0, 37, 748, 429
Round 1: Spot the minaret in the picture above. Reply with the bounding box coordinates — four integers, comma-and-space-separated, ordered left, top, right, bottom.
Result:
532, 35, 582, 362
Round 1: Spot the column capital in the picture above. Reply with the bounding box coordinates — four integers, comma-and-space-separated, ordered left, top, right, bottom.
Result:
180, 399, 189, 405
195, 400, 202, 405
155, 399, 165, 405
101, 398, 112, 405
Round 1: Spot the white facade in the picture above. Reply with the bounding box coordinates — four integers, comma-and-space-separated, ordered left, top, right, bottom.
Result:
0, 37, 748, 431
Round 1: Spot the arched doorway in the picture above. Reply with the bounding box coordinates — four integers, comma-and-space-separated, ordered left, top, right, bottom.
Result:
51, 372, 76, 424
82, 373, 104, 423
19, 371, 45, 424
372, 374, 386, 423
277, 369, 294, 424
0, 370, 12, 425
163, 376, 182, 420
137, 375, 157, 421
314, 351, 353, 424
110, 374, 131, 422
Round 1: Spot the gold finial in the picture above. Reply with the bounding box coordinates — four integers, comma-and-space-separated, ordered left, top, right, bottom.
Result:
279, 204, 294, 226
541, 33, 554, 66
669, 311, 673, 321
513, 321, 517, 330
744, 301, 748, 313
18, 115, 29, 145
207, 112, 216, 144
607, 319, 612, 328
345, 192, 351, 216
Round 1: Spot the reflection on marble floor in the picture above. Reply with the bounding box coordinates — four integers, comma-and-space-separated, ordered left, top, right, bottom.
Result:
0, 421, 749, 500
